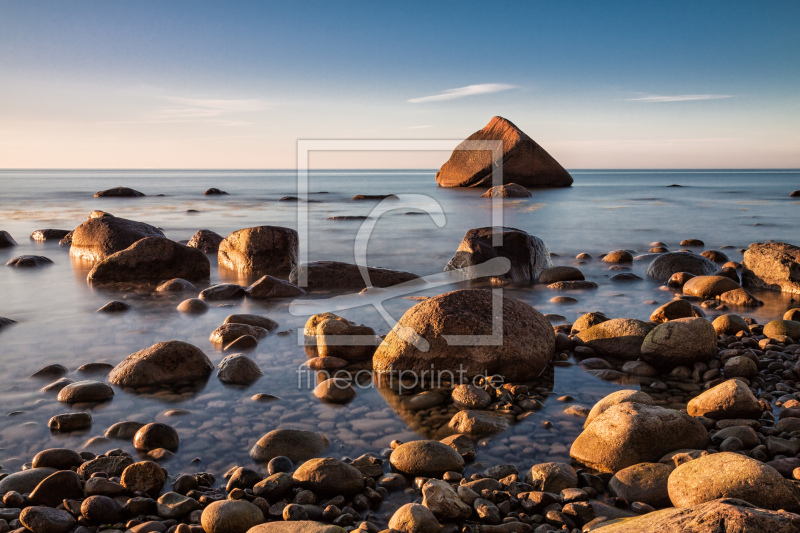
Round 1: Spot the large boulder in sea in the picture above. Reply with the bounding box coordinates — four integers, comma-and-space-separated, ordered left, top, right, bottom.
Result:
588, 498, 800, 533
373, 289, 554, 381
94, 186, 145, 197
290, 260, 418, 290
574, 318, 655, 360
218, 226, 298, 276
435, 116, 573, 188
444, 227, 552, 283
742, 242, 800, 294
645, 252, 718, 281
87, 237, 210, 283
69, 213, 165, 262
668, 452, 800, 511
640, 317, 717, 368
569, 402, 709, 473
108, 340, 214, 387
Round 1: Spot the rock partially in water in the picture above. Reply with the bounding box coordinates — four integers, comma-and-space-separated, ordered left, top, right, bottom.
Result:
481, 183, 532, 198
218, 225, 298, 276
176, 298, 209, 313
30, 229, 71, 242
742, 241, 800, 294
687, 379, 763, 420
156, 278, 196, 292
575, 318, 655, 360
682, 275, 741, 299
187, 229, 224, 253
641, 317, 717, 368
199, 283, 246, 300
313, 377, 357, 404
570, 402, 709, 473
88, 236, 210, 283
6, 255, 54, 267
447, 410, 510, 437
108, 340, 214, 387
390, 440, 465, 478
218, 353, 263, 385
246, 275, 306, 299
290, 260, 418, 289
105, 420, 146, 439
96, 300, 131, 313
712, 314, 749, 335
30, 363, 69, 378
308, 313, 379, 362
701, 249, 730, 263
602, 250, 633, 263
224, 313, 278, 331
374, 289, 554, 381
0, 230, 17, 248
203, 187, 228, 195
764, 319, 800, 339
650, 299, 695, 323
31, 448, 84, 470
70, 213, 165, 262
570, 312, 609, 335
538, 266, 585, 284
57, 380, 114, 403
201, 499, 265, 533
445, 226, 552, 283
719, 287, 763, 307
646, 252, 718, 281
48, 412, 92, 432
94, 186, 145, 197
134, 422, 180, 451
250, 429, 330, 463
435, 116, 573, 188
210, 323, 268, 345
668, 452, 800, 511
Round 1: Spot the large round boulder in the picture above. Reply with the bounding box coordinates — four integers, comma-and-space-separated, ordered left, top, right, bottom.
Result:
108, 340, 214, 387
434, 116, 573, 188
218, 226, 298, 276
640, 317, 717, 368
570, 402, 709, 473
87, 237, 210, 283
373, 289, 554, 381
250, 429, 330, 463
201, 499, 264, 533
575, 318, 655, 360
444, 227, 553, 283
69, 213, 165, 262
742, 242, 800, 294
668, 452, 800, 511
646, 252, 718, 281
584, 390, 655, 428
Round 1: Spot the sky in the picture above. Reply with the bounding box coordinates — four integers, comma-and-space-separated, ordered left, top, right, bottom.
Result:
0, 1, 798, 169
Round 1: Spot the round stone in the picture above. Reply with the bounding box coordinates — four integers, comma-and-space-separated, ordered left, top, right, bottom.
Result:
120, 461, 167, 496
250, 429, 330, 463
134, 422, 180, 452
388, 503, 440, 533
390, 440, 465, 478
56, 380, 114, 403
292, 458, 364, 496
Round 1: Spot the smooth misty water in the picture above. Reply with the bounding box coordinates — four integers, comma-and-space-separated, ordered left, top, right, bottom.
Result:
0, 169, 798, 484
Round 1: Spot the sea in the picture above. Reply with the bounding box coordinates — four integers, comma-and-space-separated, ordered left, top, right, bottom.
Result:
0, 169, 798, 492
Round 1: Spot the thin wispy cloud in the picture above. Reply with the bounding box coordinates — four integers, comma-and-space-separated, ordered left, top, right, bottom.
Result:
403, 124, 434, 129
102, 96, 269, 126
408, 83, 517, 104
627, 94, 733, 103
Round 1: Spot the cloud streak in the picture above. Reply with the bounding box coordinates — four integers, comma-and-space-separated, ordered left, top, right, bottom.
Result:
408, 83, 517, 104
627, 94, 733, 103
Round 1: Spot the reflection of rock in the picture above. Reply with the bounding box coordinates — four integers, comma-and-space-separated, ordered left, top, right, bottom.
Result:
375, 364, 554, 439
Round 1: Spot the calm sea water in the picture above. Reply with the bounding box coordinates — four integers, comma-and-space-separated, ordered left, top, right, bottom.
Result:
0, 169, 798, 487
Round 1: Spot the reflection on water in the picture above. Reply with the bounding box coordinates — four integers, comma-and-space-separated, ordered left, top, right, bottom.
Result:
0, 169, 798, 480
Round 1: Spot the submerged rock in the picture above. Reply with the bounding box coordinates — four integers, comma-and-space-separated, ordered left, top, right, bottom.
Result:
94, 186, 145, 197
538, 266, 585, 284
108, 340, 214, 387
373, 289, 554, 381
218, 226, 298, 276
290, 260, 418, 289
96, 300, 131, 313
187, 229, 224, 253
308, 313, 380, 362
200, 283, 245, 300
87, 236, 210, 283
69, 213, 165, 262
649, 299, 695, 323
156, 278, 196, 292
742, 241, 800, 294
203, 187, 228, 195
177, 298, 209, 313
445, 226, 552, 283
435, 116, 573, 188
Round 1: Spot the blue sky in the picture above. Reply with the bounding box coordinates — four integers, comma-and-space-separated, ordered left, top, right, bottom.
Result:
1, 1, 798, 168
